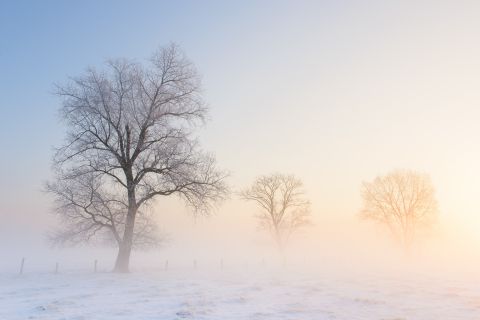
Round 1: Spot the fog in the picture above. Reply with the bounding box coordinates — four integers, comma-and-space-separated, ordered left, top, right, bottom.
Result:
2, 185, 480, 277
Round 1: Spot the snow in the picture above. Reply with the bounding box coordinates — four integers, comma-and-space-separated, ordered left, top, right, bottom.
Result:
1, 266, 480, 320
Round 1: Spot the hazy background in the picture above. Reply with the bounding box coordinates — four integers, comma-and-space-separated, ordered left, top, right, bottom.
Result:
1, 0, 480, 273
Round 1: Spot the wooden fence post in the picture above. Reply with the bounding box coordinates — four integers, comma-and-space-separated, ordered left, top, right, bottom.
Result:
19, 257, 25, 275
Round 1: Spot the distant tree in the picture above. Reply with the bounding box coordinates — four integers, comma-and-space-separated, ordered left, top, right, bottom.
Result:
240, 173, 311, 249
47, 44, 228, 272
360, 169, 437, 252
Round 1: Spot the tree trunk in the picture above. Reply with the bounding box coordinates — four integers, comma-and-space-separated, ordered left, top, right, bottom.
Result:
113, 210, 136, 272
114, 245, 129, 272
113, 182, 137, 273
113, 243, 131, 273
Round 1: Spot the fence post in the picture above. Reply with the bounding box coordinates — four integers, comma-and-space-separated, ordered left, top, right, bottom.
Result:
55, 262, 59, 274
19, 257, 25, 275
165, 260, 169, 271
94, 259, 98, 273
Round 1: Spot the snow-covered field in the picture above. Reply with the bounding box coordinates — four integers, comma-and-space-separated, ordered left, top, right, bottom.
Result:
2, 266, 480, 320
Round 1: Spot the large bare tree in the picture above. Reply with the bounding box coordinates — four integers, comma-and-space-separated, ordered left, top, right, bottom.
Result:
360, 169, 437, 252
240, 174, 311, 249
48, 44, 228, 272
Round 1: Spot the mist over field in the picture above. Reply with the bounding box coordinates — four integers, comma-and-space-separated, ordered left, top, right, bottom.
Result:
2, 0, 480, 319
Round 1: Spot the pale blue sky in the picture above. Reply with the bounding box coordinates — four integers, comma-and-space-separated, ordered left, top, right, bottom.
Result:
0, 0, 346, 186
0, 0, 352, 208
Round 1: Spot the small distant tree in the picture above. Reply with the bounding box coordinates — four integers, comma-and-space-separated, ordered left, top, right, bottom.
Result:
47, 44, 228, 272
240, 173, 311, 249
360, 169, 438, 252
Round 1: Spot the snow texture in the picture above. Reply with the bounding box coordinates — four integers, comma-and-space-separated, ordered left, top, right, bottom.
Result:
1, 268, 479, 320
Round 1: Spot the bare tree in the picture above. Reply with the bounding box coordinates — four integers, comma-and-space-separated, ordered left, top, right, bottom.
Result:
240, 173, 311, 249
46, 173, 162, 249
48, 44, 228, 272
360, 169, 437, 252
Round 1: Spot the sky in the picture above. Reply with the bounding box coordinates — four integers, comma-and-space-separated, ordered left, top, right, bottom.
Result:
1, 0, 480, 271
